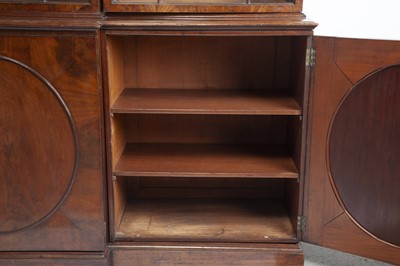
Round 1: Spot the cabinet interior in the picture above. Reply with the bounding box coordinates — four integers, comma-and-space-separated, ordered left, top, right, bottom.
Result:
106, 34, 308, 244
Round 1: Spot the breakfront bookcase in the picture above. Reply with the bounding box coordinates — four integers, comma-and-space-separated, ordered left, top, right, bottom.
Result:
0, 0, 399, 265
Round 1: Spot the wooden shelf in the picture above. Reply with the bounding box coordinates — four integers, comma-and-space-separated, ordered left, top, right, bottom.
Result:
114, 143, 299, 178
111, 89, 302, 115
115, 199, 297, 243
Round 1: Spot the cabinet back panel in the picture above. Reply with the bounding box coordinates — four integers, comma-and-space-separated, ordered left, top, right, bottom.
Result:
125, 114, 287, 144
121, 36, 292, 90
127, 177, 285, 199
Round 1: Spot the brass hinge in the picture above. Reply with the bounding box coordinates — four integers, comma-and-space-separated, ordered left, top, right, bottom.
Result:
305, 48, 316, 67
298, 216, 307, 232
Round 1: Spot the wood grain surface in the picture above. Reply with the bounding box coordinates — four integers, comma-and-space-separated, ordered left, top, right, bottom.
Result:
328, 64, 400, 247
102, 14, 316, 34
116, 199, 297, 243
111, 243, 304, 266
118, 35, 292, 91
112, 89, 302, 115
114, 143, 299, 178
0, 56, 77, 234
304, 36, 400, 265
0, 0, 99, 13
123, 114, 289, 144
0, 253, 106, 266
0, 32, 105, 251
104, 0, 302, 13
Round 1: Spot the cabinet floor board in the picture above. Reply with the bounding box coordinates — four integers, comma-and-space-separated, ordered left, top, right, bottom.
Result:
115, 198, 297, 243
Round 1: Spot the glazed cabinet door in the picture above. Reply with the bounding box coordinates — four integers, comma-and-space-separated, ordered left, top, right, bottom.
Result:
103, 0, 302, 13
303, 36, 400, 265
0, 31, 105, 251
0, 0, 99, 13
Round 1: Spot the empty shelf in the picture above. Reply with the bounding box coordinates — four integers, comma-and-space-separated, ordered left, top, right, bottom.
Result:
114, 143, 299, 178
111, 89, 302, 115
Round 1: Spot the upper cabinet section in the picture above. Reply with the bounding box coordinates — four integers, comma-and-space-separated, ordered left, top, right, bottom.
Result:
0, 0, 304, 17
103, 0, 302, 13
0, 0, 100, 13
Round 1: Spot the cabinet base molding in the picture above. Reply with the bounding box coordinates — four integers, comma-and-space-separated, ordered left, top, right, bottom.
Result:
0, 252, 106, 266
109, 243, 304, 266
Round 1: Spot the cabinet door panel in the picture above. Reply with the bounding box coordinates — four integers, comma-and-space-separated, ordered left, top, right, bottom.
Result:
304, 37, 400, 265
0, 32, 105, 251
0, 55, 77, 234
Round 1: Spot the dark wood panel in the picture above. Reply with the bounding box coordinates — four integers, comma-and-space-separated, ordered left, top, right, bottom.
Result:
0, 57, 76, 233
124, 114, 288, 145
114, 143, 299, 178
111, 243, 303, 266
0, 253, 106, 266
0, 0, 99, 13
0, 17, 101, 30
336, 39, 400, 84
115, 199, 296, 243
323, 214, 400, 265
127, 177, 285, 199
328, 64, 400, 247
0, 32, 104, 251
102, 14, 316, 35
118, 35, 292, 91
0, 259, 106, 266
136, 176, 285, 188
303, 36, 353, 245
111, 89, 301, 115
304, 36, 400, 264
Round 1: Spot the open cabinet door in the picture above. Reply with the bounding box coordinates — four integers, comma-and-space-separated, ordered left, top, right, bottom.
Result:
303, 36, 400, 265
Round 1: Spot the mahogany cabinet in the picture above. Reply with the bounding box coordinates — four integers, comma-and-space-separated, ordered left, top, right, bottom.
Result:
103, 26, 311, 265
0, 2, 399, 265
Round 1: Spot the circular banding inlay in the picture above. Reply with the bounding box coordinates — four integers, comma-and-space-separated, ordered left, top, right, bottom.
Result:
0, 57, 78, 234
328, 64, 400, 247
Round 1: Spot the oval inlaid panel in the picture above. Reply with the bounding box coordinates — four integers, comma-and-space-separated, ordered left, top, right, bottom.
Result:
0, 57, 78, 233
328, 64, 400, 247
